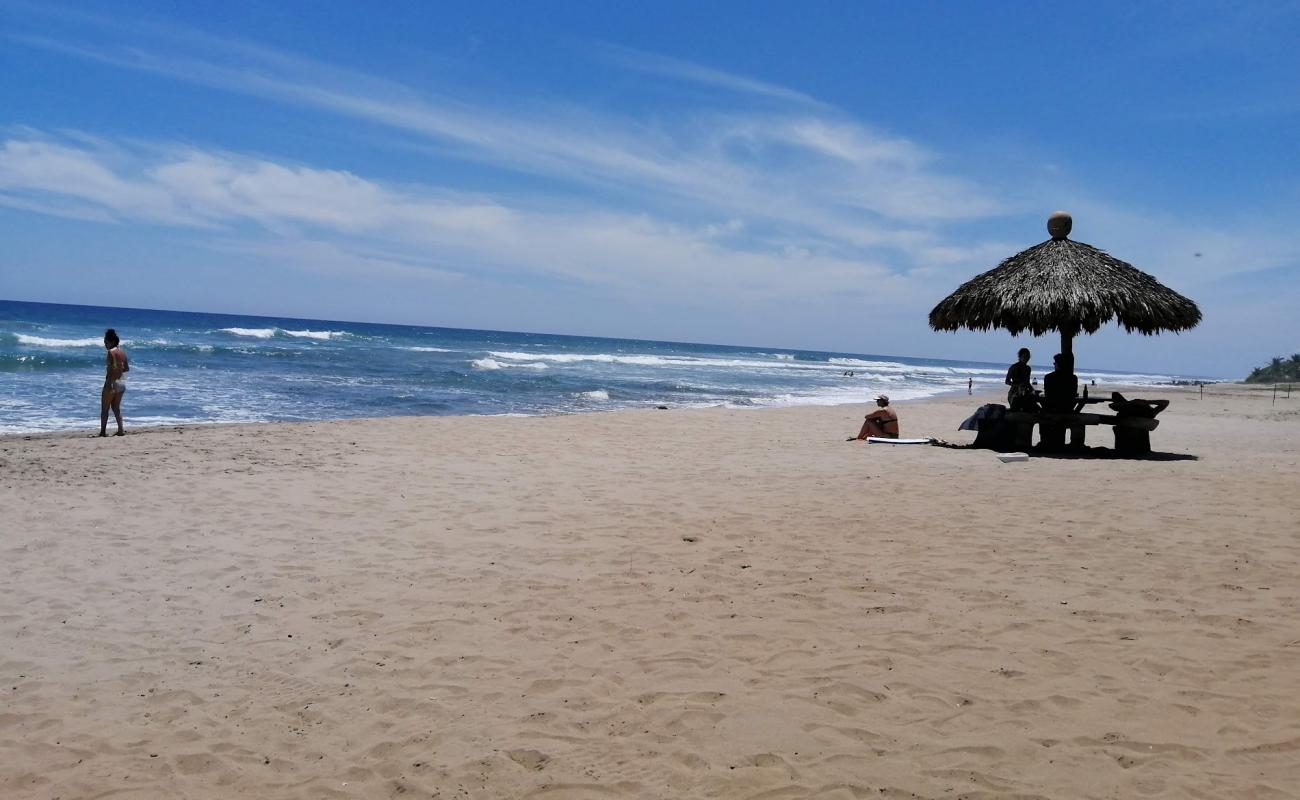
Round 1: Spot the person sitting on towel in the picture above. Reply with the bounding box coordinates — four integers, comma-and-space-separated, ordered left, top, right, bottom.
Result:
850, 394, 899, 440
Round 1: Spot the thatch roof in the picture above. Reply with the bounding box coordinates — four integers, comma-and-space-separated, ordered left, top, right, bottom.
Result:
929, 221, 1201, 338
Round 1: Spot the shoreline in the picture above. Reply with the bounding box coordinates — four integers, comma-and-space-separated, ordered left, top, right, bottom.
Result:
0, 379, 1243, 441
2, 383, 1296, 798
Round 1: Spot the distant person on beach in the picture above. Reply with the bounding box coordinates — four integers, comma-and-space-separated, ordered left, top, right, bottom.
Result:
1005, 347, 1034, 409
968, 377, 973, 395
849, 394, 898, 440
99, 328, 128, 437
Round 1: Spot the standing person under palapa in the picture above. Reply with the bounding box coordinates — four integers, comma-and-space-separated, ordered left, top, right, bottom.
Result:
849, 394, 899, 440
1005, 347, 1034, 410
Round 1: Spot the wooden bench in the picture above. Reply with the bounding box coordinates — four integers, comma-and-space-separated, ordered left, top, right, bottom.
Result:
1004, 411, 1160, 453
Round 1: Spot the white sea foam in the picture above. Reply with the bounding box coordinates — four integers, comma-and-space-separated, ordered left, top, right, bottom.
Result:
485, 350, 975, 382
940, 365, 1005, 375
284, 329, 347, 340
828, 357, 907, 370
216, 327, 346, 341
579, 389, 610, 401
757, 385, 935, 408
401, 346, 454, 352
490, 350, 619, 363
16, 334, 103, 348
473, 356, 548, 370
828, 357, 1173, 388
488, 350, 833, 371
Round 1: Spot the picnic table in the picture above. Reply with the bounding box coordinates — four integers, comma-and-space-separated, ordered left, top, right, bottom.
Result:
1003, 395, 1163, 454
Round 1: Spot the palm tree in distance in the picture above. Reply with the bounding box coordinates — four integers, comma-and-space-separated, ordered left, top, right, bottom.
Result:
1244, 354, 1300, 383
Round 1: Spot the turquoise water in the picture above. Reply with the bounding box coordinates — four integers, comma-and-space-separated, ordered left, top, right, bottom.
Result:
0, 300, 1189, 434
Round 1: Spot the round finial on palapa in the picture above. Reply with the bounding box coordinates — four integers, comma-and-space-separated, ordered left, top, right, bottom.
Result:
1047, 211, 1073, 240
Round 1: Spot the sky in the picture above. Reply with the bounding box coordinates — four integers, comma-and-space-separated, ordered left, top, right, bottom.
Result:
1, 1, 1296, 378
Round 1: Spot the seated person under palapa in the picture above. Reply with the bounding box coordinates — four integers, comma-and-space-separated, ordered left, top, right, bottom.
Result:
1040, 353, 1084, 449
1042, 353, 1078, 412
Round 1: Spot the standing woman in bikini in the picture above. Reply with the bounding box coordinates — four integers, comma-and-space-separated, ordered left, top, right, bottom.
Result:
99, 328, 129, 437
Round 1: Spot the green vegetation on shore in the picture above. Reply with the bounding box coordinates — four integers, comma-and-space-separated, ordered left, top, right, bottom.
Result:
1245, 354, 1300, 383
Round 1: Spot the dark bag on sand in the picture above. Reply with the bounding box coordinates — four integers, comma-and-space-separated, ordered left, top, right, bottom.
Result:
962, 404, 1017, 452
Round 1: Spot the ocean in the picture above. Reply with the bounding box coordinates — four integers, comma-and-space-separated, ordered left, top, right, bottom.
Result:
1, 300, 1192, 435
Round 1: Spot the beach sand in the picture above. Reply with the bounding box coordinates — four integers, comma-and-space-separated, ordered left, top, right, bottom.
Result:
2, 384, 1297, 799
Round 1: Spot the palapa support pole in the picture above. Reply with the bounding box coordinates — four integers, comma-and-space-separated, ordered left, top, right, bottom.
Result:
1060, 329, 1074, 360
1048, 212, 1076, 364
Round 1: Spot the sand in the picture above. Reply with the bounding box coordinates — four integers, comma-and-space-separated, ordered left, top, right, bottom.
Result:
2, 384, 1298, 799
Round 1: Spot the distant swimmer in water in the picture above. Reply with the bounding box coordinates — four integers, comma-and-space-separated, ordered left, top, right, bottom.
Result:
99, 328, 129, 437
849, 394, 898, 440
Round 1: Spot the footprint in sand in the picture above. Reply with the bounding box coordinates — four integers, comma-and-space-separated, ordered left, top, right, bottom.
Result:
507, 749, 551, 770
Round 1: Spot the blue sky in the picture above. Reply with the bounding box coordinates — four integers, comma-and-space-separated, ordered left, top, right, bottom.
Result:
1, 1, 1296, 377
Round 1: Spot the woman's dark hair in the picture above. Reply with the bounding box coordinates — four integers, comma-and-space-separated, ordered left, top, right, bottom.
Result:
1017, 347, 1030, 357
104, 329, 120, 347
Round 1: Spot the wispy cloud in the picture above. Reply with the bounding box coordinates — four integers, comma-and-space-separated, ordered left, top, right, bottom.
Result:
0, 133, 910, 306
592, 44, 827, 107
4, 19, 1002, 239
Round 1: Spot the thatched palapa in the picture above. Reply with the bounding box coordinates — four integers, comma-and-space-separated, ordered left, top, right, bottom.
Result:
928, 212, 1201, 357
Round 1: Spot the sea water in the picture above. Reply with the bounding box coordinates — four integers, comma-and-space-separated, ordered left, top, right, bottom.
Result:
0, 300, 1195, 435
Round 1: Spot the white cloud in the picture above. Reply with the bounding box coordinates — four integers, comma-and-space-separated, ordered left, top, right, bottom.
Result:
0, 134, 904, 305
5, 25, 1001, 239
0, 139, 197, 225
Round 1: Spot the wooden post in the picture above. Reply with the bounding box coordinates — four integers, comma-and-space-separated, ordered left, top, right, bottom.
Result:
1060, 329, 1073, 360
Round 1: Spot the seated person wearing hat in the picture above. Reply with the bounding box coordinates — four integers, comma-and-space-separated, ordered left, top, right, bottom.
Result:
850, 394, 899, 440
